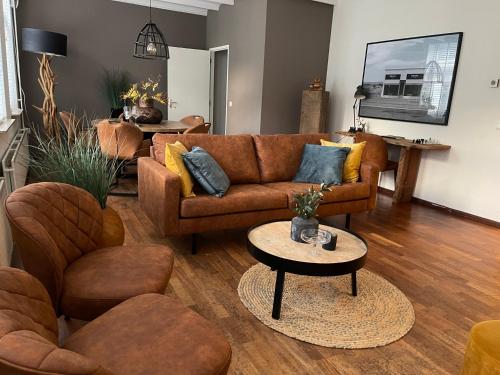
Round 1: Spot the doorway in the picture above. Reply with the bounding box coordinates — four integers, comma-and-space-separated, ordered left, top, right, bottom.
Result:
210, 46, 229, 135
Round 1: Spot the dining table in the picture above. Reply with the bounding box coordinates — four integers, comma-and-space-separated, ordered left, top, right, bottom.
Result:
92, 119, 191, 134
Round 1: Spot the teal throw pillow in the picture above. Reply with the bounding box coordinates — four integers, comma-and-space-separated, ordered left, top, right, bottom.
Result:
293, 144, 351, 185
182, 147, 230, 198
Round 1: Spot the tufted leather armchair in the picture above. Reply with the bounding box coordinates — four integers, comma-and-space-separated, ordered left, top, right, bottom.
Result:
5, 182, 174, 321
0, 267, 232, 375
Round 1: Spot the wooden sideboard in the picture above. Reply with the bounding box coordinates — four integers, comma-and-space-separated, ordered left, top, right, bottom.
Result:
335, 131, 451, 203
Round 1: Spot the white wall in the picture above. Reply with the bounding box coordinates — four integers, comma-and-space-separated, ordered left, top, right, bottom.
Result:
326, 0, 500, 222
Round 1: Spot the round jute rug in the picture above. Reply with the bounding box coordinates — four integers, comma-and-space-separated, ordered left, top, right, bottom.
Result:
238, 264, 415, 349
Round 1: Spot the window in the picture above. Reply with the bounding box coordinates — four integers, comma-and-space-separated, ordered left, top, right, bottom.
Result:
383, 84, 400, 96
404, 84, 423, 97
0, 0, 20, 122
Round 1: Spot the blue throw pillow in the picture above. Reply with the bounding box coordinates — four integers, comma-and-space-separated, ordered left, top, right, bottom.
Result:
293, 144, 351, 185
182, 147, 230, 198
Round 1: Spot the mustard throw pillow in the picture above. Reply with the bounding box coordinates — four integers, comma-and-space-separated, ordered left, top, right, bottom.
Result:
320, 140, 366, 183
165, 141, 195, 198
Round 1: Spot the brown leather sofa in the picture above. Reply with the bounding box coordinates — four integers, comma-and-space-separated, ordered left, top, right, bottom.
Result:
5, 182, 174, 321
139, 133, 380, 239
0, 267, 232, 375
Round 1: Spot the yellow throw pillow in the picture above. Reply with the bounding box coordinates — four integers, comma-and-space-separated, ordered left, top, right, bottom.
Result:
321, 139, 366, 183
165, 141, 196, 198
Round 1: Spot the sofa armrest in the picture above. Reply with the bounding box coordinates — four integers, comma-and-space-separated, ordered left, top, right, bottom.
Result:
138, 157, 181, 236
360, 163, 380, 210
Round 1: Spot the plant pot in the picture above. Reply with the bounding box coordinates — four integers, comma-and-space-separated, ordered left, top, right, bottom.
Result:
97, 206, 125, 248
291, 216, 319, 243
135, 98, 163, 124
110, 107, 123, 119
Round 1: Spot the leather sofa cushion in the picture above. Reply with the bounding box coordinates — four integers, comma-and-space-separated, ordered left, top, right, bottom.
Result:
63, 293, 232, 375
153, 134, 260, 184
180, 184, 288, 218
264, 181, 371, 206
61, 245, 174, 321
253, 133, 331, 183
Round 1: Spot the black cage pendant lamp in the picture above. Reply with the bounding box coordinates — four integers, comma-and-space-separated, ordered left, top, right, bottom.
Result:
133, 0, 169, 60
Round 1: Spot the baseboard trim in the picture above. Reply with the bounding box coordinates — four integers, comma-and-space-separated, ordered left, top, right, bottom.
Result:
377, 187, 500, 229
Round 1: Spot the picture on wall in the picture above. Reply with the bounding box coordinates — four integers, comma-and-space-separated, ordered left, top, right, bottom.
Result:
359, 32, 463, 126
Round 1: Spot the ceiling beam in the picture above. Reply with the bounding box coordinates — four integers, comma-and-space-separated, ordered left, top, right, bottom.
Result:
312, 0, 336, 5
112, 0, 208, 16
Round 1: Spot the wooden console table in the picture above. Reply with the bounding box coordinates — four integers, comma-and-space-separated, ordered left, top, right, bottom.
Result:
335, 131, 451, 203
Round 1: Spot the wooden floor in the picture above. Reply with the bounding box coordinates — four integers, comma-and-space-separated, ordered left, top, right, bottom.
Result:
66, 193, 500, 375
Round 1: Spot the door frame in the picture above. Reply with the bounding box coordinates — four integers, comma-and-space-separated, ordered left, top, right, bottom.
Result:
209, 45, 230, 135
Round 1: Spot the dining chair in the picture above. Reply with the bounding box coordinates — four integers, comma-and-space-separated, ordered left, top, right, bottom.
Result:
180, 115, 205, 127
184, 122, 212, 134
96, 120, 150, 196
355, 132, 398, 184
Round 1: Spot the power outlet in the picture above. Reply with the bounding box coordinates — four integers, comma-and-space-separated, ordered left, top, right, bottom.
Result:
490, 79, 500, 88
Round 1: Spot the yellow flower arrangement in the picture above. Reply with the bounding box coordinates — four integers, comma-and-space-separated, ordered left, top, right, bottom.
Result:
122, 76, 168, 105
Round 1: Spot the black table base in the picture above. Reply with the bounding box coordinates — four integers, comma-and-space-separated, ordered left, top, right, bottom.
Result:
271, 269, 358, 320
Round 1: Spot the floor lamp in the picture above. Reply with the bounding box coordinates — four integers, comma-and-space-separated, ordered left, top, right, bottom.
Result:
22, 28, 67, 140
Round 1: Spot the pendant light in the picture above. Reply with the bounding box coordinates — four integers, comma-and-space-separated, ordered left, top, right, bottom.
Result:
133, 0, 169, 60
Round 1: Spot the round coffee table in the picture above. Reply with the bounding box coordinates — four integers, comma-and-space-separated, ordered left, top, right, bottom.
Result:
247, 221, 367, 320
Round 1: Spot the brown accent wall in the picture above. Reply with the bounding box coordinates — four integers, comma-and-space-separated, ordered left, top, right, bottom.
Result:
17, 0, 206, 123
260, 0, 333, 134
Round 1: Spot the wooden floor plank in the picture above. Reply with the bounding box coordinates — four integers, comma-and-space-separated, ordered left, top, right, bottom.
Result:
60, 193, 500, 374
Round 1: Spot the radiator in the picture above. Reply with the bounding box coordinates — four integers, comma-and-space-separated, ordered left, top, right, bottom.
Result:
0, 178, 12, 266
0, 127, 29, 266
2, 127, 28, 193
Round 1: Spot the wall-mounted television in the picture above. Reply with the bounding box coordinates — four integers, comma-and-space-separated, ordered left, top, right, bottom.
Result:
359, 32, 463, 126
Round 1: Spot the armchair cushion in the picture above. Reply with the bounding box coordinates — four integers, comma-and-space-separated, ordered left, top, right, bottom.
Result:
64, 293, 232, 375
61, 245, 174, 321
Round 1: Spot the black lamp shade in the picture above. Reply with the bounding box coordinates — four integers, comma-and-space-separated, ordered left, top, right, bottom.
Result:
22, 28, 67, 57
354, 85, 367, 100
134, 23, 169, 60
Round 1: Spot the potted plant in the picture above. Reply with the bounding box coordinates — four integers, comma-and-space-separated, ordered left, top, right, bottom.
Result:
121, 76, 168, 124
291, 183, 331, 242
101, 69, 130, 118
29, 116, 125, 248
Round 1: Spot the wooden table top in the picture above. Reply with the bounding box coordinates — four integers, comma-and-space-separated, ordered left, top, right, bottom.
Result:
247, 221, 367, 265
92, 119, 190, 134
335, 131, 451, 150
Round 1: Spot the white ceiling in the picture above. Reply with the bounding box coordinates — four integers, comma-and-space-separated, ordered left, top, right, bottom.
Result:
112, 0, 234, 16
113, 0, 334, 17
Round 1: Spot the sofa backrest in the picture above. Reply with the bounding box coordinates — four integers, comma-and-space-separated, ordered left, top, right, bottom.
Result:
152, 134, 261, 184
253, 133, 331, 183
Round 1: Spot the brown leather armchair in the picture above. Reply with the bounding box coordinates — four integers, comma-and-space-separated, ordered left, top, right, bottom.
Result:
96, 120, 151, 196
5, 182, 174, 321
0, 267, 232, 375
